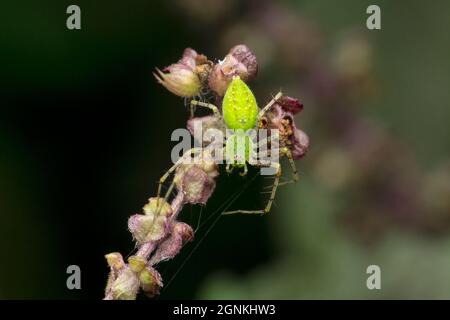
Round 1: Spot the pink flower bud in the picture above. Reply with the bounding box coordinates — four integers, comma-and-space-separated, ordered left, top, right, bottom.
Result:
128, 198, 173, 244
143, 197, 173, 217
110, 267, 140, 300
187, 115, 226, 147
175, 164, 217, 204
277, 95, 304, 114
208, 44, 258, 96
105, 252, 125, 271
154, 48, 211, 97
139, 266, 163, 298
261, 96, 309, 159
149, 222, 194, 265
229, 44, 258, 80
154, 65, 201, 97
292, 128, 310, 159
128, 256, 147, 273
104, 252, 126, 298
198, 149, 221, 179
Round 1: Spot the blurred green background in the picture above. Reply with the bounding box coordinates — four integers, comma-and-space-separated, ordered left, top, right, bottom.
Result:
1, 0, 450, 299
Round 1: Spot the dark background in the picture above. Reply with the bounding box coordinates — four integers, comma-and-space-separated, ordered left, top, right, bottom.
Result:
1, 0, 450, 299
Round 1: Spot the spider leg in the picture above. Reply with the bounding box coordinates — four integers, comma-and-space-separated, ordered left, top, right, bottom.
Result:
257, 91, 283, 120
223, 161, 281, 215
190, 100, 221, 118
277, 148, 299, 187
258, 146, 299, 189
190, 101, 195, 119
156, 162, 179, 200
239, 163, 248, 176
163, 179, 175, 203
262, 162, 281, 214
156, 147, 201, 199
154, 147, 204, 218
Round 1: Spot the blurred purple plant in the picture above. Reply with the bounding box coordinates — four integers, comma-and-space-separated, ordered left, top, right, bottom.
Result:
171, 0, 447, 239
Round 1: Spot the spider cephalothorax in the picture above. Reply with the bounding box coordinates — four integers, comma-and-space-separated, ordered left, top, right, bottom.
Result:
222, 76, 258, 173
222, 76, 258, 130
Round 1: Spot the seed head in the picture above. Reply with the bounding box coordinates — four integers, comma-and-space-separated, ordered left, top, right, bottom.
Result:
149, 222, 194, 265
175, 164, 217, 204
208, 44, 258, 96
105, 252, 125, 271
139, 266, 163, 298
110, 267, 140, 300
154, 48, 211, 97
128, 198, 173, 244
128, 256, 147, 273
262, 95, 309, 159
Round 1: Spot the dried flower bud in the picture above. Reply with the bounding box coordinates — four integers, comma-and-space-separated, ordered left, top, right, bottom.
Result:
262, 96, 309, 159
277, 96, 304, 114
149, 222, 194, 265
174, 164, 217, 204
178, 48, 200, 69
105, 252, 125, 271
187, 115, 226, 147
128, 256, 147, 273
174, 221, 195, 242
208, 44, 258, 96
198, 149, 220, 179
110, 267, 140, 300
154, 48, 211, 97
143, 197, 173, 217
128, 215, 152, 244
194, 54, 213, 84
104, 252, 126, 298
292, 128, 310, 159
229, 44, 258, 80
139, 266, 163, 298
128, 198, 173, 244
154, 66, 201, 98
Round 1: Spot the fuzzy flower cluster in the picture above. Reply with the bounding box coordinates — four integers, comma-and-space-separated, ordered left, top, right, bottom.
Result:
154, 44, 258, 98
104, 45, 308, 299
104, 149, 218, 300
259, 95, 309, 160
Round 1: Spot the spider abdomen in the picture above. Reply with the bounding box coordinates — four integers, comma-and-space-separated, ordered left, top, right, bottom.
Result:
222, 76, 258, 130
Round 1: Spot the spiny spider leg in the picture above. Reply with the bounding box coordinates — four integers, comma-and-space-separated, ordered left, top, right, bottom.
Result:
190, 102, 195, 119
190, 100, 221, 118
156, 162, 179, 200
263, 148, 299, 189
277, 148, 299, 187
188, 94, 206, 118
223, 162, 281, 215
257, 91, 283, 120
163, 179, 175, 203
258, 139, 299, 189
239, 164, 248, 176
146, 178, 177, 243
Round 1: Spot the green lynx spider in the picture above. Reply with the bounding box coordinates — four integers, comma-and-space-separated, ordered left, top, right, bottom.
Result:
157, 76, 299, 215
